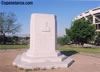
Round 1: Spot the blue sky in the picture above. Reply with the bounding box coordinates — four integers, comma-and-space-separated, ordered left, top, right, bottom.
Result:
0, 0, 100, 37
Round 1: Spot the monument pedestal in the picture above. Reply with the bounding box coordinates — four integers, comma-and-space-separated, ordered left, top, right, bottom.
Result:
13, 51, 73, 69
13, 14, 74, 69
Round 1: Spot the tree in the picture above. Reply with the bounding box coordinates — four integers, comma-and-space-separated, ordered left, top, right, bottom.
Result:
66, 19, 96, 46
0, 35, 3, 44
57, 35, 70, 45
0, 12, 21, 44
12, 36, 19, 44
95, 32, 100, 45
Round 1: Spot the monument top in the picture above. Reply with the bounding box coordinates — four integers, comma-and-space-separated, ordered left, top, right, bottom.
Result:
31, 13, 56, 17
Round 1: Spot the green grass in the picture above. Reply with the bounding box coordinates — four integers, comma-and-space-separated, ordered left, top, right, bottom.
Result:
0, 45, 29, 49
0, 45, 100, 54
58, 45, 100, 54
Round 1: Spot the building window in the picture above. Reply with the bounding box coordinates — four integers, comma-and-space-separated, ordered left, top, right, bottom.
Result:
96, 24, 100, 30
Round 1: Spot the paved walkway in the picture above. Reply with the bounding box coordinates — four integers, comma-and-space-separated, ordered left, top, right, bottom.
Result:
67, 54, 100, 72
0, 49, 100, 72
80, 52, 100, 58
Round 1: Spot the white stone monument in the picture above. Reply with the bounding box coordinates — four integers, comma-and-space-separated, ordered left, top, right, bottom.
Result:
13, 13, 74, 69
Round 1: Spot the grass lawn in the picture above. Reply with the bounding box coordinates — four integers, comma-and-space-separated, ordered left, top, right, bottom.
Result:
58, 45, 100, 54
0, 45, 29, 49
0, 45, 100, 54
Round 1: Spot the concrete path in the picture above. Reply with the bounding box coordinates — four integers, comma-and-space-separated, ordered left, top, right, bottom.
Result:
0, 49, 100, 72
80, 52, 100, 58
67, 53, 100, 72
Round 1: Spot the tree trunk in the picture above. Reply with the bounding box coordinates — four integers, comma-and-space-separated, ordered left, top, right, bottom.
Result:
3, 33, 6, 45
81, 42, 84, 47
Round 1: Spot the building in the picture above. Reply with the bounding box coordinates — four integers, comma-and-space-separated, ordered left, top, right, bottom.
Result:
74, 7, 100, 32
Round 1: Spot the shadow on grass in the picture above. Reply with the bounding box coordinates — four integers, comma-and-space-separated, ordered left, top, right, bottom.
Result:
60, 51, 78, 56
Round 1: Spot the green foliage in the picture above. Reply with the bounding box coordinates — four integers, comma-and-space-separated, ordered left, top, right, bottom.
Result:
66, 19, 96, 45
57, 35, 70, 45
6, 36, 19, 44
66, 28, 71, 37
95, 32, 100, 45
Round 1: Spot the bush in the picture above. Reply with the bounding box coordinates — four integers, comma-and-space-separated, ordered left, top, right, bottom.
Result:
57, 35, 70, 45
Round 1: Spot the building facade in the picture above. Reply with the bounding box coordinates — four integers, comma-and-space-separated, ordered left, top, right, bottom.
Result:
74, 7, 100, 32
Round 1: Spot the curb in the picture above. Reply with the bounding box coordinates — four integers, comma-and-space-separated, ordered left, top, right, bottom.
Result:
80, 52, 100, 58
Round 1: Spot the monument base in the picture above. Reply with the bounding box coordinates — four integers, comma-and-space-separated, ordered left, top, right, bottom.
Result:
13, 51, 74, 69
